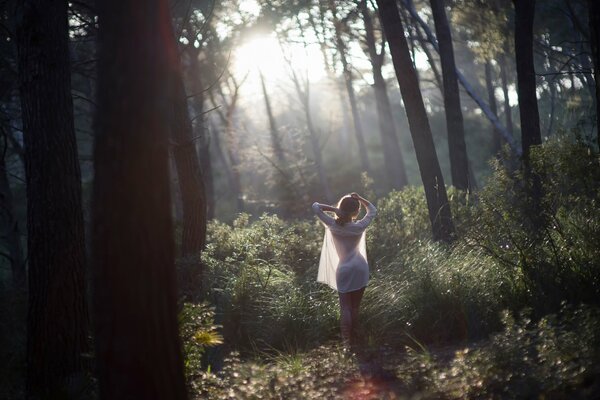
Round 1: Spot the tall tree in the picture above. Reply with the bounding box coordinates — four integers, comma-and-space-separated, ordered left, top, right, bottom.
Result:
513, 0, 541, 161
359, 0, 408, 189
92, 0, 188, 397
328, 0, 371, 174
430, 0, 470, 191
485, 60, 503, 155
16, 0, 88, 396
187, 58, 215, 220
403, 0, 520, 155
210, 71, 246, 212
260, 71, 286, 165
589, 0, 600, 146
376, 0, 455, 242
499, 52, 514, 137
171, 51, 207, 256
0, 128, 25, 287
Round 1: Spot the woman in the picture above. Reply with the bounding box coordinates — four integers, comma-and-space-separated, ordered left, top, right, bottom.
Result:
312, 192, 377, 348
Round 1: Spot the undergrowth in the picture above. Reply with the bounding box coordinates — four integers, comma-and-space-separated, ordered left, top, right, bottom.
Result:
179, 138, 600, 396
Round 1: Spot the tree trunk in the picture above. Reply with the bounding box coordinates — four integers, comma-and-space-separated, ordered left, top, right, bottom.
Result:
187, 56, 215, 220
546, 79, 556, 137
329, 0, 371, 174
260, 71, 286, 165
430, 0, 470, 191
171, 58, 207, 257
0, 138, 25, 287
589, 0, 600, 147
485, 60, 503, 155
360, 0, 408, 190
16, 0, 89, 396
499, 52, 514, 137
513, 0, 541, 161
92, 0, 188, 397
376, 0, 455, 242
403, 0, 520, 155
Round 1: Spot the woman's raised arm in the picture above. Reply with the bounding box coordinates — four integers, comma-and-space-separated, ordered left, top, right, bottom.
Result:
312, 202, 337, 226
350, 193, 377, 229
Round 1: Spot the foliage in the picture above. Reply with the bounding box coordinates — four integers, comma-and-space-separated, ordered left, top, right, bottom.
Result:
467, 138, 600, 314
179, 302, 224, 381
189, 304, 600, 399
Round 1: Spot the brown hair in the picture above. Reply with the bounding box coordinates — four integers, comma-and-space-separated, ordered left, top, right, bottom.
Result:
335, 196, 360, 226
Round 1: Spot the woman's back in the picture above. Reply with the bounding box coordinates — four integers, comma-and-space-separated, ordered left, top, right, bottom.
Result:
312, 200, 377, 292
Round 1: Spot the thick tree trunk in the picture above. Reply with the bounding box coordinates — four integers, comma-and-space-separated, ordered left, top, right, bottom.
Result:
92, 0, 188, 398
16, 0, 89, 396
513, 0, 541, 161
589, 0, 600, 147
0, 141, 25, 287
485, 60, 503, 155
360, 0, 408, 189
430, 0, 470, 191
329, 0, 371, 174
171, 60, 207, 257
376, 0, 455, 242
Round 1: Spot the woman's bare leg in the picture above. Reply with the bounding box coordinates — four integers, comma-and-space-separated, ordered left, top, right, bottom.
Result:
339, 287, 366, 348
338, 292, 353, 347
350, 287, 365, 345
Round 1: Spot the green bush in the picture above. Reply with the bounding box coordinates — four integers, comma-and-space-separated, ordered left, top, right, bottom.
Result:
467, 138, 600, 314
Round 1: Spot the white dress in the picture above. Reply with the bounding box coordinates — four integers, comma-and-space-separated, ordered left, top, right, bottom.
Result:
312, 201, 377, 293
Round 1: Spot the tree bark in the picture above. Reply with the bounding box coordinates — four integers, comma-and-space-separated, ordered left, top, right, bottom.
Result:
0, 135, 25, 287
187, 55, 215, 220
402, 0, 521, 155
16, 0, 89, 396
376, 0, 455, 242
329, 0, 371, 174
260, 71, 286, 165
513, 0, 541, 161
360, 0, 408, 190
589, 0, 600, 147
171, 57, 207, 257
499, 52, 514, 137
485, 60, 503, 155
92, 0, 188, 397
430, 0, 470, 191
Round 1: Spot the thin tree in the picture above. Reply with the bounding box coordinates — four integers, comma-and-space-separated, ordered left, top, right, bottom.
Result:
589, 0, 600, 146
328, 0, 371, 173
0, 128, 25, 287
375, 0, 455, 242
282, 40, 333, 203
430, 0, 470, 191
485, 60, 503, 155
170, 48, 207, 256
92, 0, 188, 397
359, 0, 408, 189
499, 51, 514, 137
260, 71, 286, 165
187, 55, 215, 220
403, 0, 520, 155
513, 0, 541, 161
210, 71, 246, 212
16, 0, 89, 396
